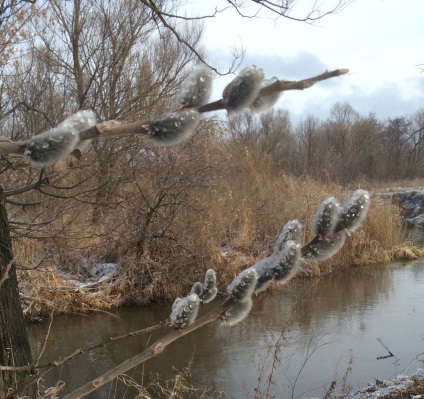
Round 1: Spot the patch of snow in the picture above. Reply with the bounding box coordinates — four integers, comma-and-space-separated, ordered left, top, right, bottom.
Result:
349, 369, 424, 399
89, 262, 119, 278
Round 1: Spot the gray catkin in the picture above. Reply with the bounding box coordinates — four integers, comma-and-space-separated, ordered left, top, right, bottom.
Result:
313, 197, 341, 238
176, 64, 213, 108
25, 110, 96, 167
148, 109, 201, 146
337, 190, 371, 233
170, 293, 200, 329
227, 267, 258, 302
222, 66, 264, 115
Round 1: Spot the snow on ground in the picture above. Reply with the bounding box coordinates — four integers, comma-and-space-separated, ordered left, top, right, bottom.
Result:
349, 369, 424, 399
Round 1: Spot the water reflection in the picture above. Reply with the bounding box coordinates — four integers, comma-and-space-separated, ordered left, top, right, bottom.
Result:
28, 260, 424, 398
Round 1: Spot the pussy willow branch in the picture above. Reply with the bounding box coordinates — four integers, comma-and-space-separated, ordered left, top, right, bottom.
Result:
1, 323, 168, 399
10, 222, 344, 398
0, 323, 166, 373
61, 297, 234, 399
61, 216, 348, 399
0, 68, 348, 156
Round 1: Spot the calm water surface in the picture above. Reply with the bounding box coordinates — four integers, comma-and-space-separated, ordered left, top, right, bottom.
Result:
27, 260, 424, 398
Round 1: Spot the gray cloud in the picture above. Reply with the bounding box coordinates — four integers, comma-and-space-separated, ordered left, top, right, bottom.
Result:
208, 48, 329, 79
291, 78, 424, 124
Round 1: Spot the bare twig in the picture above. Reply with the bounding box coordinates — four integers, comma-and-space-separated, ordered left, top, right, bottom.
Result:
4, 171, 48, 197
0, 322, 166, 372
61, 298, 233, 399
376, 338, 394, 360
34, 311, 54, 367
0, 257, 15, 288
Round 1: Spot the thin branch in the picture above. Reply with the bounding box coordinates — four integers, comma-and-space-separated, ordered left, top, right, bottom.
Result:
61, 299, 232, 399
140, 0, 221, 73
5, 199, 45, 207
0, 257, 15, 288
0, 322, 166, 373
34, 311, 54, 367
3, 170, 48, 197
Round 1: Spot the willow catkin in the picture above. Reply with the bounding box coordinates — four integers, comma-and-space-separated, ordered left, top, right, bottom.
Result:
25, 110, 96, 167
176, 64, 213, 108
148, 109, 201, 146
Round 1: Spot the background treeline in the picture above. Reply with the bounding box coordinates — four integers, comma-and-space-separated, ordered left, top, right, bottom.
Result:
227, 105, 424, 184
0, 0, 414, 316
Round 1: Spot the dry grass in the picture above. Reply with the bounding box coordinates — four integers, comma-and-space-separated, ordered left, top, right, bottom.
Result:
9, 135, 418, 318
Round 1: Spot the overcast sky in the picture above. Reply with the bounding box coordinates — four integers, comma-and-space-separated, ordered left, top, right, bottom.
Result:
184, 0, 424, 123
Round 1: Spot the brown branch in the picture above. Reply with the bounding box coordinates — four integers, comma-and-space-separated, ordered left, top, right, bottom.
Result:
139, 0, 224, 74
61, 299, 232, 399
3, 371, 44, 399
0, 257, 15, 288
0, 321, 168, 398
0, 140, 28, 155
34, 312, 54, 367
0, 322, 166, 371
3, 172, 49, 197
261, 69, 349, 94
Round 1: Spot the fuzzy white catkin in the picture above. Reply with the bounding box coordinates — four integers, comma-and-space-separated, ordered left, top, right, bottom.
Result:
252, 256, 275, 294
148, 109, 201, 146
222, 298, 253, 327
190, 282, 203, 297
170, 293, 200, 329
338, 189, 371, 233
201, 269, 217, 303
250, 77, 281, 113
176, 64, 213, 108
222, 66, 264, 115
25, 110, 96, 167
273, 240, 301, 284
313, 196, 341, 238
305, 231, 347, 261
273, 219, 303, 254
227, 267, 258, 302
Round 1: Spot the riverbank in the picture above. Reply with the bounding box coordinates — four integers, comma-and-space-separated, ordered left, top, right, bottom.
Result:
26, 260, 424, 399
15, 187, 423, 320
9, 143, 424, 319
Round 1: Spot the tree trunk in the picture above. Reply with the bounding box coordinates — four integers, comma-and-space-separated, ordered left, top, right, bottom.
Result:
0, 187, 35, 397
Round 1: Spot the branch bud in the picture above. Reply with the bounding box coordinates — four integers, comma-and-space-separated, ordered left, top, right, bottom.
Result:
221, 298, 253, 327
190, 282, 203, 297
304, 231, 346, 261
250, 77, 281, 113
252, 257, 274, 294
274, 219, 303, 255
273, 240, 301, 284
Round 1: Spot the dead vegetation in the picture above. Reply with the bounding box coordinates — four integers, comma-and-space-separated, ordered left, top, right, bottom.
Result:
8, 131, 417, 319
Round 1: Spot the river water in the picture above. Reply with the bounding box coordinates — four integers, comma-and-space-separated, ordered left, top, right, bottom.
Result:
27, 260, 424, 399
